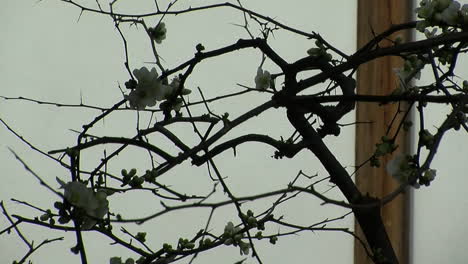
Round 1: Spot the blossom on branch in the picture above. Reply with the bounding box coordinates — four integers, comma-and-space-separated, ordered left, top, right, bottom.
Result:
386, 154, 414, 185
440, 1, 461, 24
416, 0, 438, 19
125, 67, 174, 110
254, 67, 271, 90
423, 169, 437, 183
125, 68, 193, 111
57, 178, 109, 229
148, 22, 167, 44
416, 0, 468, 29
169, 76, 192, 96
393, 56, 425, 94
424, 27, 438, 38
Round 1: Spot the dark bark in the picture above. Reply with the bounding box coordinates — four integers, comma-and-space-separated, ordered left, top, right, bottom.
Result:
287, 108, 398, 264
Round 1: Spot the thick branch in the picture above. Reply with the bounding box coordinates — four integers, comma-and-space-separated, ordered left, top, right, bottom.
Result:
286, 108, 398, 264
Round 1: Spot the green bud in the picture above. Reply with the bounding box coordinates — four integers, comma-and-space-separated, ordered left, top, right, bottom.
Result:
257, 222, 265, 230
419, 129, 434, 149
269, 236, 278, 245
136, 232, 146, 243
124, 258, 135, 264
254, 231, 263, 239
239, 241, 250, 255
40, 213, 49, 221
423, 169, 437, 182
181, 88, 192, 95
463, 80, 468, 91
110, 257, 123, 264
54, 201, 64, 210
70, 246, 80, 254
246, 209, 254, 217
247, 216, 257, 226
196, 43, 205, 52
186, 242, 195, 249
203, 238, 212, 246
307, 48, 321, 57
375, 142, 392, 156
58, 215, 71, 224
224, 238, 233, 245
234, 234, 243, 241
163, 243, 173, 251
129, 176, 144, 188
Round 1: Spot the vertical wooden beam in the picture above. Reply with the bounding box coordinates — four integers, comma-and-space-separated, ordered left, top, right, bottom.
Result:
355, 1, 412, 264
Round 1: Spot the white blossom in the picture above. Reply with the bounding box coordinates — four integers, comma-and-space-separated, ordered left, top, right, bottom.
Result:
423, 169, 437, 182
169, 76, 191, 96
386, 154, 406, 178
393, 56, 425, 93
424, 27, 438, 38
394, 67, 411, 83
224, 221, 235, 234
126, 67, 174, 110
57, 178, 109, 229
386, 154, 413, 184
394, 67, 413, 93
440, 1, 460, 25
60, 181, 93, 208
416, 0, 437, 19
224, 221, 241, 235
150, 22, 167, 44
254, 67, 271, 90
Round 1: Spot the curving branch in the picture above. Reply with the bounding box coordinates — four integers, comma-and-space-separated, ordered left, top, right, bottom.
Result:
49, 136, 175, 161
192, 134, 308, 166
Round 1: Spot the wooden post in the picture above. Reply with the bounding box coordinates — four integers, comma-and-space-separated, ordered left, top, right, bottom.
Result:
355, 1, 412, 264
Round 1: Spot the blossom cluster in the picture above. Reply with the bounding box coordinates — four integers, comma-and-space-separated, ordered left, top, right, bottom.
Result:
307, 40, 333, 61
222, 221, 250, 256
393, 55, 426, 94
386, 154, 437, 188
148, 22, 167, 44
125, 67, 191, 110
392, 1, 468, 95
254, 67, 271, 90
57, 178, 109, 229
416, 0, 468, 31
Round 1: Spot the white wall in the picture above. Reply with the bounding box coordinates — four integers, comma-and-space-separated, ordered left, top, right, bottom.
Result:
0, 1, 356, 263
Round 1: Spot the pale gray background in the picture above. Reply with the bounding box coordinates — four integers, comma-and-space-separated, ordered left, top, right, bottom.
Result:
1, 0, 467, 264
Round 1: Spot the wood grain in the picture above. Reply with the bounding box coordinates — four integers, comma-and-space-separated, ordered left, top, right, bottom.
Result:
355, 1, 412, 264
